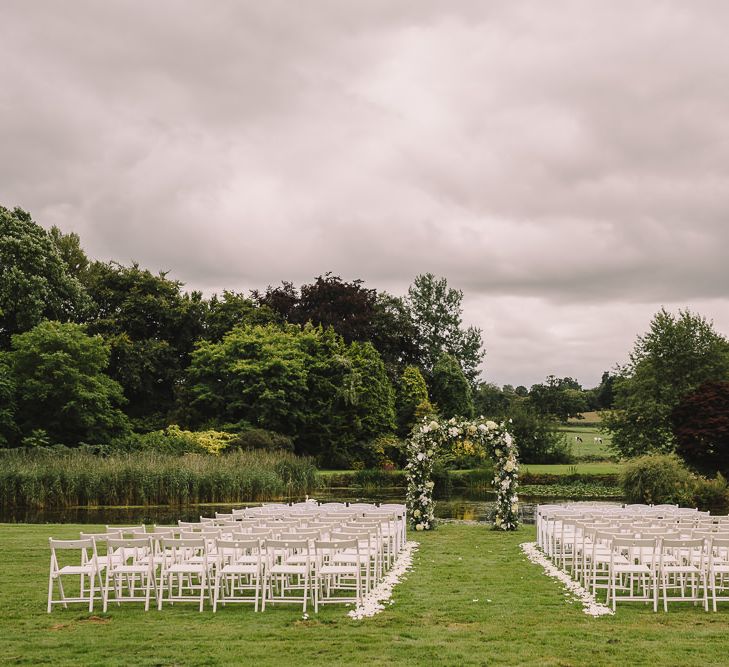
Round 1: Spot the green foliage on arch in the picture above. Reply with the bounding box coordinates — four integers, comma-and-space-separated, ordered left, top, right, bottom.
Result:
406, 417, 519, 532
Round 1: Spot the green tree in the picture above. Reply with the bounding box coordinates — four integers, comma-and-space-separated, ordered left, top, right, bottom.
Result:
48, 226, 89, 281
594, 371, 616, 410
473, 382, 513, 418
672, 381, 729, 476
187, 323, 311, 436
529, 375, 588, 422
604, 308, 729, 457
430, 353, 474, 419
205, 291, 278, 342
84, 261, 206, 428
509, 401, 572, 464
7, 321, 129, 445
368, 292, 422, 378
0, 206, 90, 347
344, 341, 396, 442
396, 365, 431, 436
406, 273, 484, 384
0, 355, 16, 446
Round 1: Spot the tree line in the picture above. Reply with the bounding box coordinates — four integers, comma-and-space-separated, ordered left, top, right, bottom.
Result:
0, 205, 490, 466
4, 204, 726, 472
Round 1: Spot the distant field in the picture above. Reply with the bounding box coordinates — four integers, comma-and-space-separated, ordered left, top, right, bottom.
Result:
567, 410, 604, 424
559, 419, 613, 460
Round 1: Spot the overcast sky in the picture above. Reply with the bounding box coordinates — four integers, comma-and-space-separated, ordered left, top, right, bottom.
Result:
2, 1, 729, 388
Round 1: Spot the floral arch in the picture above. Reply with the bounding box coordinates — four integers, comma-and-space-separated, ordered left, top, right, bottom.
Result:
406, 417, 519, 531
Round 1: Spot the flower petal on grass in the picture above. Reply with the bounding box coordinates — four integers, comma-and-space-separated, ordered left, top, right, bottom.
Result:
519, 542, 614, 617
348, 542, 418, 620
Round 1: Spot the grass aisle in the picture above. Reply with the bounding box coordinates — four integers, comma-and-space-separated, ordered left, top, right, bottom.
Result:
2, 524, 729, 666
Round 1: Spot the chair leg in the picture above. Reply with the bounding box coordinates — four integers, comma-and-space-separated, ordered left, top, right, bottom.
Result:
47, 574, 54, 613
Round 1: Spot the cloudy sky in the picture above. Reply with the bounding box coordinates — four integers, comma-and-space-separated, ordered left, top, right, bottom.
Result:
2, 1, 729, 388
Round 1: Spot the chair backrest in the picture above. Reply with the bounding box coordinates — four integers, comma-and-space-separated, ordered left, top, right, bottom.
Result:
49, 537, 97, 571
265, 538, 310, 563
216, 538, 262, 563
106, 525, 146, 537
660, 537, 706, 566
314, 538, 359, 558
106, 536, 152, 559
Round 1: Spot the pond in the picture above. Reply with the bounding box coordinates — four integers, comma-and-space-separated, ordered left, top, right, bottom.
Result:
0, 488, 618, 525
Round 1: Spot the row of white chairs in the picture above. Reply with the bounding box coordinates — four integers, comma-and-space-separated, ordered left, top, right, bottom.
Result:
536, 503, 729, 612
47, 502, 407, 614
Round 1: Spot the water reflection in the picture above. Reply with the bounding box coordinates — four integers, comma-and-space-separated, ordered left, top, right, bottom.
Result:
0, 495, 544, 524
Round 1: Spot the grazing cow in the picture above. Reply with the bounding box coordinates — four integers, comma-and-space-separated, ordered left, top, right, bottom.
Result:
575, 436, 583, 443
593, 436, 603, 444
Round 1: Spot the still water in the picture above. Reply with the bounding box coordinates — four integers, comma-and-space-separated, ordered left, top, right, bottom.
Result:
0, 488, 598, 525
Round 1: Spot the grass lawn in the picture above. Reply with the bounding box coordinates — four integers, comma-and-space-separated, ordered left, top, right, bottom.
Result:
3, 524, 729, 666
558, 424, 613, 459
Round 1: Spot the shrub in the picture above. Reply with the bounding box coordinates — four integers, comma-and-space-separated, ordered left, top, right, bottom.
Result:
508, 402, 573, 464
227, 428, 294, 453
692, 473, 729, 510
359, 435, 404, 469
621, 454, 695, 505
110, 426, 236, 455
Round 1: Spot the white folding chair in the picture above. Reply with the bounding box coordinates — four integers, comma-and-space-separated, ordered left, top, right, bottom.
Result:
313, 539, 363, 613
158, 537, 211, 612
47, 538, 99, 613
659, 538, 708, 612
707, 537, 729, 612
262, 539, 311, 612
102, 537, 157, 611
607, 537, 658, 612
213, 538, 263, 612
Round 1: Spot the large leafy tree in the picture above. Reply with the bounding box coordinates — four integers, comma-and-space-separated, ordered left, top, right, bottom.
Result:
529, 375, 588, 422
396, 365, 431, 436
0, 355, 16, 446
6, 321, 129, 445
473, 382, 513, 419
187, 324, 397, 463
369, 292, 423, 380
296, 274, 377, 343
0, 206, 90, 347
188, 323, 311, 436
344, 341, 396, 441
406, 273, 484, 384
84, 262, 206, 428
430, 353, 474, 419
48, 225, 90, 281
605, 309, 729, 457
204, 291, 278, 342
672, 381, 729, 475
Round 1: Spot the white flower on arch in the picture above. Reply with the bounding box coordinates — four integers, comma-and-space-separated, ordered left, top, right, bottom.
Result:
405, 416, 520, 531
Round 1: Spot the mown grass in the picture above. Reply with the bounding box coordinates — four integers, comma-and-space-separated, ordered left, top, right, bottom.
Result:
557, 424, 613, 459
3, 524, 729, 666
0, 450, 317, 509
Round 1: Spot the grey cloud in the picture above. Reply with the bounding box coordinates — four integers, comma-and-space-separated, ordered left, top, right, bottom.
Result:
2, 0, 729, 385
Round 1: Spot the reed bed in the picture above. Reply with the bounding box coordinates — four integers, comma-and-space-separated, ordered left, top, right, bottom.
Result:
0, 449, 317, 509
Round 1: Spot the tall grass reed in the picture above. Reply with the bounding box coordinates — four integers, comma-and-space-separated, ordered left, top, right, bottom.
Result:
0, 449, 317, 509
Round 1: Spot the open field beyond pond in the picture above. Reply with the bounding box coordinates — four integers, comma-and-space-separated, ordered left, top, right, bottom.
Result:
3, 524, 728, 666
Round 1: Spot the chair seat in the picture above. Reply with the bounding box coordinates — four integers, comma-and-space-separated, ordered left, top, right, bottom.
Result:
319, 565, 358, 575
57, 565, 96, 576
221, 564, 258, 575
110, 564, 150, 574
614, 564, 651, 573
662, 565, 701, 573
169, 564, 206, 574
270, 564, 308, 575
